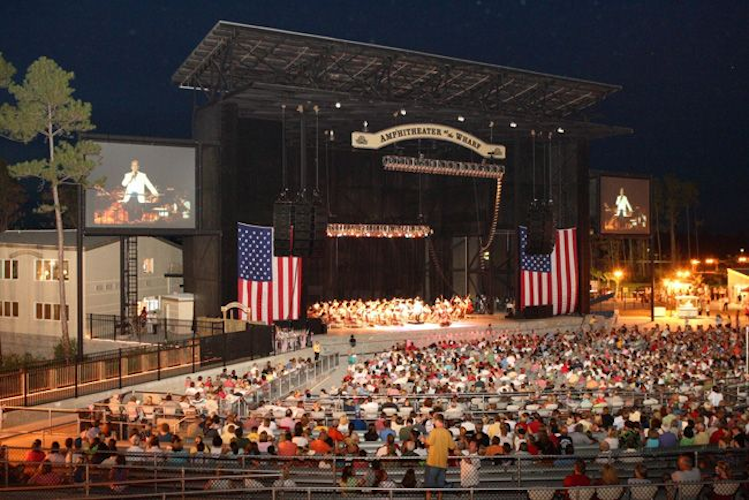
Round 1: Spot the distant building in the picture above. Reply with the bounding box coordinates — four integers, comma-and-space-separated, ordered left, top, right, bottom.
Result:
0, 230, 182, 337
727, 268, 749, 305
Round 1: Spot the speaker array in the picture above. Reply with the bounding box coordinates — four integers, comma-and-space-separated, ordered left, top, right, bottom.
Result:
273, 196, 326, 257
527, 200, 554, 254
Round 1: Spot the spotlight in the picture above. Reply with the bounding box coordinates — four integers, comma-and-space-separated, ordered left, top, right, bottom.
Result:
400, 108, 407, 116
557, 127, 565, 134
509, 121, 517, 128
457, 115, 465, 122
489, 121, 495, 127
335, 101, 341, 109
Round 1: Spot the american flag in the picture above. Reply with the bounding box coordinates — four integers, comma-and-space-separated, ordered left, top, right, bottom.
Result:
237, 223, 302, 324
519, 226, 578, 315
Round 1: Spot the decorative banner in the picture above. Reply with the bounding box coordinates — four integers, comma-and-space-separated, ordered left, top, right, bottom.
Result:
352, 123, 506, 159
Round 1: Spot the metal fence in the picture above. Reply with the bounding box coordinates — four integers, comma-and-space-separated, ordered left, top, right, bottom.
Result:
0, 325, 305, 407
2, 445, 746, 489
0, 454, 747, 500
88, 314, 224, 343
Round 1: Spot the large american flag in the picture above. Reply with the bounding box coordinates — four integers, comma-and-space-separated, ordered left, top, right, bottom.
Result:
519, 226, 578, 315
237, 223, 302, 324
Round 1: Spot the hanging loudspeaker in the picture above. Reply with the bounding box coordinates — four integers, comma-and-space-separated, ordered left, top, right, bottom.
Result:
527, 200, 554, 254
273, 198, 294, 257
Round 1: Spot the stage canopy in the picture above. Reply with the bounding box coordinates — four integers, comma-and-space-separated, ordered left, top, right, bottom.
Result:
173, 21, 630, 140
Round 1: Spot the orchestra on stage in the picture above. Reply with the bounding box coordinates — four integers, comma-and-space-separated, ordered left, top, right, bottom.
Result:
306, 295, 473, 329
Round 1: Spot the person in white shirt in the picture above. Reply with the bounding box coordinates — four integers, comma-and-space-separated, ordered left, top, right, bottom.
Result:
121, 159, 158, 221
708, 387, 724, 408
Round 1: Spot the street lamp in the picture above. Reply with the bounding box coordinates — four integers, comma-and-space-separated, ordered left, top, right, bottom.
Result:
613, 269, 624, 299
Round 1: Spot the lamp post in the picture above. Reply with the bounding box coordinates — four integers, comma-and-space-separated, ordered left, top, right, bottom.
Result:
613, 269, 624, 301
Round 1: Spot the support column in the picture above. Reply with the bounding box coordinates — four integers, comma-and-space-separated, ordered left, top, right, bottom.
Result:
576, 140, 591, 315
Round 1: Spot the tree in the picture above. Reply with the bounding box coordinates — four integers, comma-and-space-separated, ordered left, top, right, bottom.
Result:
0, 158, 26, 232
0, 54, 100, 359
662, 174, 699, 266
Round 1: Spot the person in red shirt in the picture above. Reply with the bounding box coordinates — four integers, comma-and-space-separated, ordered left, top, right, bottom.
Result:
327, 425, 345, 443
277, 432, 298, 456
24, 439, 46, 474
562, 459, 591, 498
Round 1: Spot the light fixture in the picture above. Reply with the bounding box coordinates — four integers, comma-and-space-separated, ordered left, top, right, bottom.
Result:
457, 115, 465, 122
509, 121, 518, 128
705, 258, 715, 265
400, 108, 407, 116
327, 223, 433, 239
382, 155, 505, 179
557, 127, 565, 134
335, 101, 341, 109
690, 259, 700, 266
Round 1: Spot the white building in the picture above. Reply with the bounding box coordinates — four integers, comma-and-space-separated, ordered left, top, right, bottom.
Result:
0, 230, 182, 337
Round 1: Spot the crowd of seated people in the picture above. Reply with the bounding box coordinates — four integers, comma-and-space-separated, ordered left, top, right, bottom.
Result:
4, 321, 749, 493
336, 323, 746, 397
307, 295, 473, 328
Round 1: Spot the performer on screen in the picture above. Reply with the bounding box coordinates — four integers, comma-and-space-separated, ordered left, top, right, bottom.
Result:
121, 159, 159, 222
615, 187, 632, 217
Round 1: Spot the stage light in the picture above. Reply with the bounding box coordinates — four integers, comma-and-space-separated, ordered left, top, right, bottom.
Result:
335, 101, 341, 108
557, 127, 565, 134
509, 121, 518, 128
383, 155, 505, 179
457, 115, 465, 122
400, 108, 407, 116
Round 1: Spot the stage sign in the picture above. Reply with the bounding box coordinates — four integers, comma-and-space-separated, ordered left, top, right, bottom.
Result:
599, 175, 650, 236
85, 139, 196, 231
352, 123, 506, 159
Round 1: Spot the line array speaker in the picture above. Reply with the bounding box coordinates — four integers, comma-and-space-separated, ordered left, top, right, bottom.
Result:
527, 200, 554, 254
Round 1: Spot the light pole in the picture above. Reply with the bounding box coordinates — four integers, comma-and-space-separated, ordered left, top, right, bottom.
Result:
613, 269, 624, 301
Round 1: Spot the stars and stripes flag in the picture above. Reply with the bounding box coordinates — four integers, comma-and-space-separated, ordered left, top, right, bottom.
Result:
519, 226, 578, 315
237, 223, 302, 324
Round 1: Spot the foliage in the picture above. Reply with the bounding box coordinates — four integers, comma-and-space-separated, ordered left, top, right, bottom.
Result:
0, 157, 26, 231
53, 339, 78, 362
0, 352, 42, 372
0, 54, 100, 360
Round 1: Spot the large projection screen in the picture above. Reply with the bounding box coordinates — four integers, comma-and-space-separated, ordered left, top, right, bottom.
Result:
85, 140, 196, 231
599, 175, 651, 236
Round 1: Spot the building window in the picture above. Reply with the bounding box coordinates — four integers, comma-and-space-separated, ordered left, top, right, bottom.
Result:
35, 259, 69, 281
1, 260, 18, 279
142, 258, 154, 274
35, 302, 68, 321
0, 301, 19, 318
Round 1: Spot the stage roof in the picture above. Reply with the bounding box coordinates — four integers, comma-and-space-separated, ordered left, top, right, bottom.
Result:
173, 21, 630, 139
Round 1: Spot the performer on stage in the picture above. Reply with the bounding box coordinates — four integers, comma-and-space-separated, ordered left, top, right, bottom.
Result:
121, 159, 159, 222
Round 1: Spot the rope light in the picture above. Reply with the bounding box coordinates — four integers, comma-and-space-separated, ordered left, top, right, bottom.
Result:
480, 176, 504, 254
327, 223, 433, 239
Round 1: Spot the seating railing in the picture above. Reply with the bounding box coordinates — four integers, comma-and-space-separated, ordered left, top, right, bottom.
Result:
0, 458, 746, 500
2, 446, 746, 490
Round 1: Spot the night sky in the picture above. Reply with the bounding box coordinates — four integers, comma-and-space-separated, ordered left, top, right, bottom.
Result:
1, 1, 747, 240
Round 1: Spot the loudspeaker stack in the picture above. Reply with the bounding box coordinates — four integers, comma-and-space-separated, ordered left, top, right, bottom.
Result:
527, 200, 554, 254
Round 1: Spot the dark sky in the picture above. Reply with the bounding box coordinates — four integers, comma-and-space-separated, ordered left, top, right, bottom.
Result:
1, 0, 747, 236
